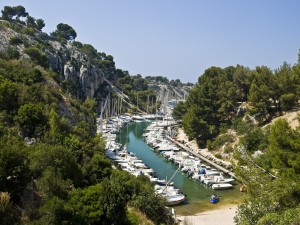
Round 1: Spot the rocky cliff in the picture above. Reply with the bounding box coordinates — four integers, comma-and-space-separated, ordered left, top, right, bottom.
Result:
0, 21, 106, 100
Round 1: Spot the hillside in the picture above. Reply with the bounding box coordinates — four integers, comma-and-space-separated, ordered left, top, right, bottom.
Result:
0, 6, 178, 225
264, 109, 300, 129
172, 60, 300, 224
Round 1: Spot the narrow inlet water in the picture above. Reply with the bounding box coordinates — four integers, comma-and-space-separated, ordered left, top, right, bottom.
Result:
117, 122, 244, 216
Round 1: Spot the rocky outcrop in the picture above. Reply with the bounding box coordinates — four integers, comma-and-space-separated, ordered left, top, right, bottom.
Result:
48, 40, 105, 99
0, 22, 106, 99
79, 65, 105, 98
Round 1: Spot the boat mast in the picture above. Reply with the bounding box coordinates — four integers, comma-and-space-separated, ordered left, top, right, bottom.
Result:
147, 95, 149, 115
136, 93, 139, 111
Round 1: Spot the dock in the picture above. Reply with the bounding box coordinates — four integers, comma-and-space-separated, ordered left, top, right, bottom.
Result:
166, 136, 236, 179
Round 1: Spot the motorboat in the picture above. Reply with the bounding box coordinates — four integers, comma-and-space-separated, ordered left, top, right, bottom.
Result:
211, 183, 233, 190
203, 176, 235, 185
132, 115, 144, 121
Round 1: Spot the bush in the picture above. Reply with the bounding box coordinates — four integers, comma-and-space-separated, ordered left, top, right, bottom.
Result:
215, 153, 222, 159
9, 36, 23, 45
21, 27, 35, 36
209, 134, 234, 150
280, 93, 297, 111
232, 116, 255, 135
0, 192, 20, 225
23, 47, 49, 68
224, 145, 233, 153
6, 46, 20, 59
0, 47, 20, 60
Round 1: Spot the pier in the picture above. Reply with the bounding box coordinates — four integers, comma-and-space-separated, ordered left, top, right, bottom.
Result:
166, 136, 236, 179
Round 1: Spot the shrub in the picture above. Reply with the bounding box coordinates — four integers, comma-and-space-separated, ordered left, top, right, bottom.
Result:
23, 47, 49, 68
215, 153, 222, 159
9, 36, 23, 45
6, 46, 20, 59
21, 27, 35, 36
209, 134, 234, 150
232, 116, 255, 135
224, 145, 233, 153
0, 48, 20, 60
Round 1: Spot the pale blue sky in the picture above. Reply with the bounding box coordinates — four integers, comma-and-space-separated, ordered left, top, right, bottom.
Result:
1, 1, 300, 83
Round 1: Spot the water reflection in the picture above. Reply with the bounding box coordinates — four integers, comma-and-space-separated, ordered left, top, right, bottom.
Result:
118, 122, 243, 215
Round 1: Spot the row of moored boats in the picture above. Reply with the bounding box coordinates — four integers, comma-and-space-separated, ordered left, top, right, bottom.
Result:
143, 119, 236, 191
102, 114, 186, 206
101, 110, 235, 206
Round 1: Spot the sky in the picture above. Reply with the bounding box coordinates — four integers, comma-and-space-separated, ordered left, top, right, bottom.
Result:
1, 0, 300, 83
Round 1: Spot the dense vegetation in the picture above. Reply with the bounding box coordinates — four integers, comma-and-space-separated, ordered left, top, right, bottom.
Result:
174, 62, 300, 147
0, 6, 174, 225
233, 118, 300, 224
4, 3, 300, 225
172, 52, 300, 223
115, 73, 157, 113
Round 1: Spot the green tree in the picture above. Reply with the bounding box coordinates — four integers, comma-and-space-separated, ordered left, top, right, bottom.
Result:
280, 93, 297, 111
23, 47, 49, 68
67, 184, 105, 225
257, 207, 300, 225
233, 65, 252, 102
15, 103, 47, 137
182, 66, 239, 146
267, 119, 300, 172
0, 142, 30, 201
37, 167, 73, 200
83, 154, 112, 185
235, 119, 300, 225
273, 62, 300, 111
36, 19, 45, 31
1, 5, 28, 20
129, 187, 171, 224
47, 109, 71, 144
37, 196, 72, 225
172, 101, 186, 120
67, 171, 136, 225
1, 6, 15, 20
26, 15, 36, 27
51, 23, 77, 41
240, 128, 268, 153
14, 5, 28, 20
30, 145, 82, 188
247, 66, 274, 122
0, 76, 18, 112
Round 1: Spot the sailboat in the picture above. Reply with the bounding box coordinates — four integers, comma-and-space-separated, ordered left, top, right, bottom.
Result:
156, 164, 186, 206
144, 95, 156, 121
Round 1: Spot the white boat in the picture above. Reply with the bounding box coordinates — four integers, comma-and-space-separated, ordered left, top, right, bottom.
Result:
132, 115, 144, 121
203, 176, 235, 185
211, 183, 233, 190
156, 179, 169, 185
166, 194, 186, 206
157, 186, 186, 206
144, 114, 156, 120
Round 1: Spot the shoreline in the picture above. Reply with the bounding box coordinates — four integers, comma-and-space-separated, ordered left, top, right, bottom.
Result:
176, 204, 238, 225
174, 128, 239, 224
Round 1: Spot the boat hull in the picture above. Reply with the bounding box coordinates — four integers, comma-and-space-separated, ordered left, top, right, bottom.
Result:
166, 195, 186, 206
211, 183, 233, 190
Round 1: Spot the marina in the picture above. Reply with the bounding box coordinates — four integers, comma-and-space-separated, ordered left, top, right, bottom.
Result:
100, 93, 243, 215
103, 117, 243, 215
166, 136, 236, 179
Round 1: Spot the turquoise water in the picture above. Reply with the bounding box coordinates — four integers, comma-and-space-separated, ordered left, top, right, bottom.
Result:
118, 122, 243, 215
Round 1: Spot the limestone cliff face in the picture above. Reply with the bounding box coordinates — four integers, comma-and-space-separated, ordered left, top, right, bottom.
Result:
0, 23, 105, 99
62, 61, 105, 99
47, 39, 106, 99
